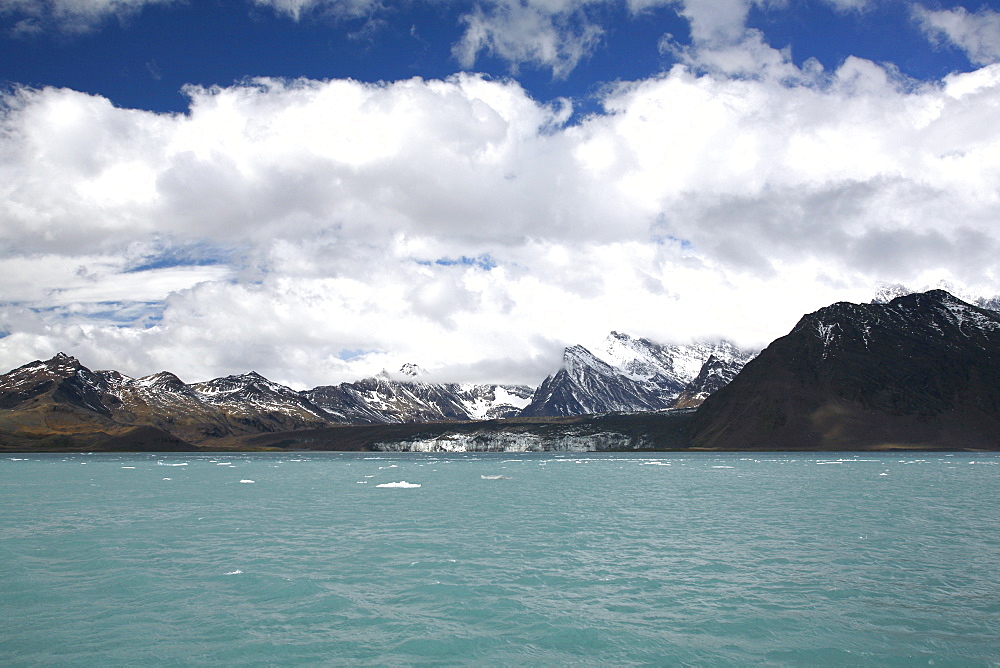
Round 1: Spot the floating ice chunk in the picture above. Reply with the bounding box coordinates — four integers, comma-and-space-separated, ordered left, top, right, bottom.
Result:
376, 481, 421, 488
239, 479, 255, 484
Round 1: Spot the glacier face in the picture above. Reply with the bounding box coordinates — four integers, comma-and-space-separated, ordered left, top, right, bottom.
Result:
375, 430, 653, 452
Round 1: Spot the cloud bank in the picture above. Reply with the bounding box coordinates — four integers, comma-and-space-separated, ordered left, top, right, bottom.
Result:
2, 0, 999, 388
2, 52, 999, 386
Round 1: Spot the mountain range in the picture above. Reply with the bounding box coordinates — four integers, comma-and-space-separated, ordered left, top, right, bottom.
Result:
0, 331, 748, 450
2, 288, 999, 451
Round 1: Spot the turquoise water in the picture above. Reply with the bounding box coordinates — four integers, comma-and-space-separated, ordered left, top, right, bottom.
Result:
2, 452, 999, 666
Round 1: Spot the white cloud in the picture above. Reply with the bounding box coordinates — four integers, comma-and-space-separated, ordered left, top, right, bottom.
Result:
2, 60, 1000, 386
914, 5, 1000, 66
453, 0, 606, 78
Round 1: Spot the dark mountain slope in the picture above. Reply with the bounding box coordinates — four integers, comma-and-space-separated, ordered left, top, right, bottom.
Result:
689, 290, 1000, 450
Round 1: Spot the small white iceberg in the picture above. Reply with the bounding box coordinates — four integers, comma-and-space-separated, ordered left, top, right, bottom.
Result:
376, 481, 421, 488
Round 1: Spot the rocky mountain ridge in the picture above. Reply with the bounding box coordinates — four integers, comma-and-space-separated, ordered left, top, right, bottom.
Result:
0, 355, 541, 446
6, 289, 998, 451
521, 333, 755, 416
0, 328, 746, 448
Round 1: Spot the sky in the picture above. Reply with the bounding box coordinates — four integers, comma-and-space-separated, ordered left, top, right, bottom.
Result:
1, 0, 999, 389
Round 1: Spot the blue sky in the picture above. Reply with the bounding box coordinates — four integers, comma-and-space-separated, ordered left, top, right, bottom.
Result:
0, 1, 982, 113
1, 0, 999, 387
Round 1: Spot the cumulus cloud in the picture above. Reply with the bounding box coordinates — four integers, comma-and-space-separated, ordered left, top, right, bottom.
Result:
914, 5, 1000, 66
2, 58, 1000, 385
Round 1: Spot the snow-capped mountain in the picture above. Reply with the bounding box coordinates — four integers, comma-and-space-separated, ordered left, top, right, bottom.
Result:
97, 369, 235, 439
873, 282, 1000, 311
0, 352, 111, 418
188, 372, 334, 433
306, 372, 533, 424
670, 354, 749, 409
521, 332, 756, 417
519, 344, 663, 417
5, 290, 1000, 451
691, 290, 1000, 449
0, 354, 535, 448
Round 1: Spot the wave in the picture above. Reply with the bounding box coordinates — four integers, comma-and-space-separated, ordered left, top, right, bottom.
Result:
376, 481, 421, 488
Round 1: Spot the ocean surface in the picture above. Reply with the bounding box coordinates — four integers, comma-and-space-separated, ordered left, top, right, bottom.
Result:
2, 451, 999, 666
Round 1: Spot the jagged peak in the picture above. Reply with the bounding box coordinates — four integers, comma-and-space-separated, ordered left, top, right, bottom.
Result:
45, 352, 84, 368
873, 282, 1000, 313
871, 283, 912, 304
399, 363, 424, 377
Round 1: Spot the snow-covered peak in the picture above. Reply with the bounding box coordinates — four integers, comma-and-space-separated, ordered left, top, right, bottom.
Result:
562, 344, 617, 379
398, 363, 423, 377
592, 332, 666, 381
135, 371, 186, 389
590, 332, 754, 386
22, 352, 87, 378
872, 283, 912, 304
873, 282, 1000, 312
192, 371, 298, 399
